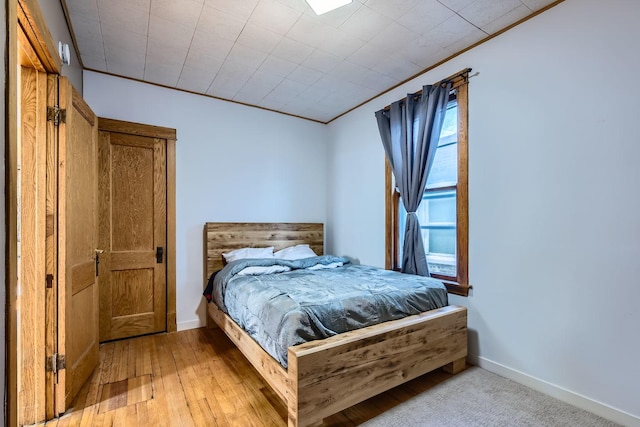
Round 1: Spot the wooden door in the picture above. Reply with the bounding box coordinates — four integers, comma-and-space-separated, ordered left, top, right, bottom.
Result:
56, 77, 100, 409
98, 124, 167, 342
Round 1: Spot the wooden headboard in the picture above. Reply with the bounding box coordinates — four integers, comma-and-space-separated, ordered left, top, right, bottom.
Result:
203, 222, 324, 280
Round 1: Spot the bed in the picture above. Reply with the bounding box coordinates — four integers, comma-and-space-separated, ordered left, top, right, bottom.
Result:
203, 222, 467, 427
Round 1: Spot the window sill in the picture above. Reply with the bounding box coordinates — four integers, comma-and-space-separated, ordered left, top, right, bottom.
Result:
431, 274, 470, 297
442, 282, 470, 297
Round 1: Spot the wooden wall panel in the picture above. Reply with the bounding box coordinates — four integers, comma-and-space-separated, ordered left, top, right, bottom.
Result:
18, 65, 48, 425
10, 0, 67, 423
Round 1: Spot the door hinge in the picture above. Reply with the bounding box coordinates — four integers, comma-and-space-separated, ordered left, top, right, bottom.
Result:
46, 273, 54, 289
47, 105, 67, 126
46, 353, 66, 374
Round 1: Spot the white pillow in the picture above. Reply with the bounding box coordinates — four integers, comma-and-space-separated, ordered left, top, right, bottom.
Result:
236, 265, 291, 276
274, 244, 317, 260
222, 246, 274, 263
307, 262, 343, 270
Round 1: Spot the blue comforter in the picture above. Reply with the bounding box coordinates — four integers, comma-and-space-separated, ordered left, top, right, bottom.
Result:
208, 256, 448, 367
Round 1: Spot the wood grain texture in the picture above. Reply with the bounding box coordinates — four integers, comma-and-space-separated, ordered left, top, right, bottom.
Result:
7, 2, 20, 425
56, 77, 69, 416
71, 261, 96, 295
153, 138, 168, 333
18, 22, 45, 70
21, 66, 38, 422
109, 249, 156, 266
97, 130, 111, 341
98, 117, 177, 140
203, 222, 467, 427
455, 82, 469, 288
288, 306, 467, 426
72, 88, 96, 126
98, 119, 174, 341
204, 222, 324, 278
38, 328, 464, 427
111, 138, 155, 251
112, 269, 155, 316
17, 0, 61, 73
9, 2, 60, 424
384, 159, 393, 270
45, 73, 59, 420
19, 65, 48, 425
166, 137, 177, 332
59, 77, 100, 408
442, 356, 467, 374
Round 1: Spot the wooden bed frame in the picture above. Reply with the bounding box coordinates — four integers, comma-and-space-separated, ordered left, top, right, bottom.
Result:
203, 222, 467, 427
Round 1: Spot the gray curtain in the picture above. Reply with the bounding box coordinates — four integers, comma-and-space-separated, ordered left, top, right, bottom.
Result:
375, 83, 452, 276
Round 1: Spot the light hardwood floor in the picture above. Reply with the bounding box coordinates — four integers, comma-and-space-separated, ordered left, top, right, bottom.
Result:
42, 328, 458, 427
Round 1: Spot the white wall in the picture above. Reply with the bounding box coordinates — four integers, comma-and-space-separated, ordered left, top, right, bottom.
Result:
83, 72, 329, 331
327, 0, 640, 425
327, 103, 386, 267
36, 0, 82, 92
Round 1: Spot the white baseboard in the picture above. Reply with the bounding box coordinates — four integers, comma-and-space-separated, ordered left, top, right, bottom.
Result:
468, 355, 639, 427
176, 319, 205, 331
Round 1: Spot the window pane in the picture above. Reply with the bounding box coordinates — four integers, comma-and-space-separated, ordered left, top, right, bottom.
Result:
439, 102, 457, 141
427, 102, 458, 189
419, 192, 456, 223
421, 228, 456, 255
427, 144, 457, 188
397, 189, 457, 276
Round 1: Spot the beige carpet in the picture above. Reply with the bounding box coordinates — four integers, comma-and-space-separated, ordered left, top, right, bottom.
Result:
363, 367, 620, 427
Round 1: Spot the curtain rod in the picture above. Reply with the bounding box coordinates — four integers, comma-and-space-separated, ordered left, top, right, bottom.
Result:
382, 68, 472, 111
436, 67, 472, 87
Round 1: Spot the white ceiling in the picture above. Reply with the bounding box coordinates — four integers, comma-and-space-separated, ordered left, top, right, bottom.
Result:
64, 0, 557, 123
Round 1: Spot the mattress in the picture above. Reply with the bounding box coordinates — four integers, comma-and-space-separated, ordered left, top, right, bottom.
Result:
204, 256, 448, 368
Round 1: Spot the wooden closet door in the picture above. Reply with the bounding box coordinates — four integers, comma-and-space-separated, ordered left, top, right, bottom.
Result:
57, 77, 100, 408
98, 130, 167, 342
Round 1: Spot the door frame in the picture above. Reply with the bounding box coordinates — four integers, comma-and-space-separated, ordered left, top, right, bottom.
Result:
97, 118, 177, 335
8, 0, 63, 425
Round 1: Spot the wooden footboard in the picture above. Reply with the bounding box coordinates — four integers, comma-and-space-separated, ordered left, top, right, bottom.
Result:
287, 305, 467, 427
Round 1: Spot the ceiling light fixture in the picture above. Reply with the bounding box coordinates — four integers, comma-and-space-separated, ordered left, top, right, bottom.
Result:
305, 0, 352, 15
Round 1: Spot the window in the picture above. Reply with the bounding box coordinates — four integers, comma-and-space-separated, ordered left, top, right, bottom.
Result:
385, 75, 469, 296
